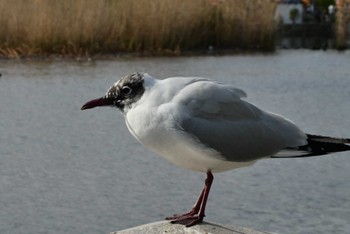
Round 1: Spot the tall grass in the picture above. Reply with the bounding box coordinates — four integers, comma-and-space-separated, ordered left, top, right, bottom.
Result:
335, 0, 350, 50
0, 0, 277, 58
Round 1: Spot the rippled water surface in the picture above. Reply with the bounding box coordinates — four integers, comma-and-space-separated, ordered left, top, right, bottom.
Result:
1, 50, 350, 234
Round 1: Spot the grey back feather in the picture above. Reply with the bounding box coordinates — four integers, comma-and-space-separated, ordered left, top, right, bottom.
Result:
175, 80, 306, 162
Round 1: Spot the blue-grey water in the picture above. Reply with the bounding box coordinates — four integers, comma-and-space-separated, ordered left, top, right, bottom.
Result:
0, 50, 349, 234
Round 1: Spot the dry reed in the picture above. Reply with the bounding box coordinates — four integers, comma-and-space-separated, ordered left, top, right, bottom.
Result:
0, 0, 277, 58
335, 0, 350, 50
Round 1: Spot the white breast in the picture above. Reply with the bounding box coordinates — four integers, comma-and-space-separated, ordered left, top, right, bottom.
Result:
125, 97, 255, 173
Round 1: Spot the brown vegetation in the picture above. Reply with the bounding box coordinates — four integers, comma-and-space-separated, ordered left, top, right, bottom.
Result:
0, 0, 277, 58
335, 0, 350, 50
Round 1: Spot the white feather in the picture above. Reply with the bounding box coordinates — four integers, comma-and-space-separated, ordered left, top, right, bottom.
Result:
125, 75, 307, 172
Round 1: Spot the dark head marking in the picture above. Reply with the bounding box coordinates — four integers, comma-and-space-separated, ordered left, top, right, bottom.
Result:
105, 72, 145, 112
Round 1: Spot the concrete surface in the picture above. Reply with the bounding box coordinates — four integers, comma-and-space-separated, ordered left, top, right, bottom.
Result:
111, 221, 272, 234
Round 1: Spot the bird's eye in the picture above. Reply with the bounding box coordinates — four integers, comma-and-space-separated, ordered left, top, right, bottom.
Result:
121, 86, 132, 95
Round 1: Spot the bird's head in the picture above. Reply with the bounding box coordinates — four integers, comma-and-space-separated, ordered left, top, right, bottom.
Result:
81, 72, 146, 113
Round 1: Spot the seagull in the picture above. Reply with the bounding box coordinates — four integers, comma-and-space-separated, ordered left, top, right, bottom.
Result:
81, 72, 350, 227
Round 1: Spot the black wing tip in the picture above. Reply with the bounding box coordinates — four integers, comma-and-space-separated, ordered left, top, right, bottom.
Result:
272, 134, 350, 159
306, 134, 350, 144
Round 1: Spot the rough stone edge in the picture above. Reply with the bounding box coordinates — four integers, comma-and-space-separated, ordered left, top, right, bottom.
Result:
111, 220, 275, 234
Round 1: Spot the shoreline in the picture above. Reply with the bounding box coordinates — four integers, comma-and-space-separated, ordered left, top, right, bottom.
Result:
0, 48, 277, 61
1, 46, 348, 61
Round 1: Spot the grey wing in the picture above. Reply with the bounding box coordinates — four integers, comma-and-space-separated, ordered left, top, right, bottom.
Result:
175, 81, 307, 162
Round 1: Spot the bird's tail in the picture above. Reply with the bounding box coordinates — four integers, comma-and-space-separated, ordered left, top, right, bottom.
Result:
272, 134, 350, 158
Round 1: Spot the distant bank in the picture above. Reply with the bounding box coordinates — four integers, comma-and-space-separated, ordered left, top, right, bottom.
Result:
0, 0, 276, 58
276, 23, 350, 50
0, 0, 348, 59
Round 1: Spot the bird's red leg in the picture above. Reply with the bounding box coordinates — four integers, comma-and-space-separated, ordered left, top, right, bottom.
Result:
165, 187, 205, 220
166, 171, 214, 227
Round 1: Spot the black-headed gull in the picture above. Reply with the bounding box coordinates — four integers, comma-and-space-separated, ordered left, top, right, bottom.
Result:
81, 72, 350, 227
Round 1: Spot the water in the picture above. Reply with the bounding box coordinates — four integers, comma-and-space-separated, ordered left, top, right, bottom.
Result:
0, 50, 349, 234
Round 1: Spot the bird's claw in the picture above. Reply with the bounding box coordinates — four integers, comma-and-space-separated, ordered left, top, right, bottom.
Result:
166, 210, 205, 227
165, 209, 198, 221
169, 215, 204, 227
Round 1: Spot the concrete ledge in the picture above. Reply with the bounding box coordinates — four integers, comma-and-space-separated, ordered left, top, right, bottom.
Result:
111, 221, 271, 234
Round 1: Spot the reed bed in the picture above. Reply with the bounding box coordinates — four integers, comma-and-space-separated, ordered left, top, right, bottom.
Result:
335, 0, 350, 50
0, 0, 277, 58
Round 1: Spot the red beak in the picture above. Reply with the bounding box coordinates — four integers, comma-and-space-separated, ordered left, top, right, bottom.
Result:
81, 97, 114, 110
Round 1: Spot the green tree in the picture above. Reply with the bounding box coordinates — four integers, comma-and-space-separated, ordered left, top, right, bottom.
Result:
316, 0, 335, 11
290, 8, 300, 24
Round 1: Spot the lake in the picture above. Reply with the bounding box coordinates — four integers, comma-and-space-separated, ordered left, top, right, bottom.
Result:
0, 50, 349, 234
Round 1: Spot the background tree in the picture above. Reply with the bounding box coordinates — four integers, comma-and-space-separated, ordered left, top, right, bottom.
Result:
290, 8, 300, 24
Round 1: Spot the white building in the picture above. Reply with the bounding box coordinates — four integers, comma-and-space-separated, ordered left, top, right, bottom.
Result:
275, 3, 304, 24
